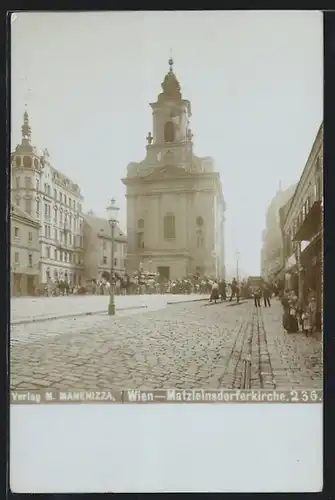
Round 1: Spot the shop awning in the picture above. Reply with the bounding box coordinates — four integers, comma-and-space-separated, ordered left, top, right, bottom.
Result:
294, 200, 322, 242
300, 232, 322, 266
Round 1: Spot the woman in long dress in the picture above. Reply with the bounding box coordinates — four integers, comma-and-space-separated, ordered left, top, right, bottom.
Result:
210, 280, 219, 304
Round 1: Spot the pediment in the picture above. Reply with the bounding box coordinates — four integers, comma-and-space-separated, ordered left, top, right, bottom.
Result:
143, 165, 191, 180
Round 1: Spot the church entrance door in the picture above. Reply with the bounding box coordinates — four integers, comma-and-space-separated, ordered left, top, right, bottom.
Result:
158, 266, 170, 281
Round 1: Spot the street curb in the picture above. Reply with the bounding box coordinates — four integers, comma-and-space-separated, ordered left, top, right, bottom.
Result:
11, 305, 148, 326
166, 297, 209, 305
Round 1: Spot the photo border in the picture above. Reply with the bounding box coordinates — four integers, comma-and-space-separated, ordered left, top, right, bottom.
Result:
3, 8, 334, 496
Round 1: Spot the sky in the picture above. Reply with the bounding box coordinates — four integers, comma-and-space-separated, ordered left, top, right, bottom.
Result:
11, 11, 323, 276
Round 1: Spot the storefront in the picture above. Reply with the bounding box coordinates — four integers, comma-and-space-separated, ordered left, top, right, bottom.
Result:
284, 254, 299, 294
294, 200, 322, 324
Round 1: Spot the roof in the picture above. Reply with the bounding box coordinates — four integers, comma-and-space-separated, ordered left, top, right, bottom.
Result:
10, 203, 40, 227
83, 213, 127, 242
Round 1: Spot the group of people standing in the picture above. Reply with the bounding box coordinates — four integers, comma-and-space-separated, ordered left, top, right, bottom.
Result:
209, 278, 240, 304
281, 288, 319, 336
252, 282, 272, 308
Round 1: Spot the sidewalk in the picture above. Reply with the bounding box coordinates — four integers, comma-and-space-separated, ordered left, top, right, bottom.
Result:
260, 299, 322, 389
10, 294, 208, 325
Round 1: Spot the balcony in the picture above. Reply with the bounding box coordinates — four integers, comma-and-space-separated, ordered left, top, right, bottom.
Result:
293, 201, 322, 242
55, 239, 73, 251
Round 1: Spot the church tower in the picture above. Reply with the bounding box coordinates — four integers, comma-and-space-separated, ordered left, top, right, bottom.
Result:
123, 59, 226, 280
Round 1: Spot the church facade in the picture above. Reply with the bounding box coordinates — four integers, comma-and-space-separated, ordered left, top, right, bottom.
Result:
122, 59, 226, 280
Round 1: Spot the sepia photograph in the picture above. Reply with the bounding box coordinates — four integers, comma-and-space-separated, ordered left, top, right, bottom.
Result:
9, 10, 323, 492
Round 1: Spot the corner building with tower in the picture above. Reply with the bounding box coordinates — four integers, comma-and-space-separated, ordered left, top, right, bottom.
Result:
11, 110, 85, 289
122, 59, 226, 280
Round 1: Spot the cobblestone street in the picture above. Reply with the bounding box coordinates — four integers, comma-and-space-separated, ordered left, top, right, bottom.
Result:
10, 299, 322, 391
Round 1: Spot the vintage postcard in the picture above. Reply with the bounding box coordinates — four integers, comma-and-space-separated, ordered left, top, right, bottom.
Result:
9, 10, 323, 493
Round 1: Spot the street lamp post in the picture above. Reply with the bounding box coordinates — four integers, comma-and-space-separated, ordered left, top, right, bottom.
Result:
235, 250, 240, 283
107, 198, 120, 316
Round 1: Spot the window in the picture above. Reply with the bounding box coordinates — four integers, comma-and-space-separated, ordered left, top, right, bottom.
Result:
36, 200, 40, 216
69, 197, 71, 207
44, 203, 48, 216
73, 200, 76, 209
64, 252, 68, 263
103, 256, 107, 265
164, 121, 175, 142
54, 189, 57, 200
25, 199, 32, 215
14, 252, 19, 263
28, 231, 32, 242
44, 183, 47, 193
196, 216, 204, 227
60, 193, 63, 203
28, 254, 33, 267
54, 249, 57, 260
15, 177, 20, 188
64, 195, 67, 206
25, 176, 32, 188
114, 258, 118, 267
164, 214, 176, 239
46, 247, 50, 259
138, 218, 144, 230
60, 211, 63, 223
36, 179, 40, 192
54, 228, 58, 240
102, 240, 106, 250
60, 251, 63, 262
14, 227, 19, 238
137, 232, 144, 249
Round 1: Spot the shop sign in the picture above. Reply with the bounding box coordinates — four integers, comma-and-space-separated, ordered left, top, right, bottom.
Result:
286, 254, 296, 268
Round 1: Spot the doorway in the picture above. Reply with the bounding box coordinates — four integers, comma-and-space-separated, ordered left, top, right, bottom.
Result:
157, 266, 170, 280
27, 275, 35, 295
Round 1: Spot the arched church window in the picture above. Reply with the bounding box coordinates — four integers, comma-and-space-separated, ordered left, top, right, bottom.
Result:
196, 216, 204, 227
15, 156, 21, 167
164, 121, 175, 143
164, 214, 175, 239
23, 156, 32, 168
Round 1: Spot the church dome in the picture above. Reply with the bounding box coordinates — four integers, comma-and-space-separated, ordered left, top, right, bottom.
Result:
159, 58, 182, 100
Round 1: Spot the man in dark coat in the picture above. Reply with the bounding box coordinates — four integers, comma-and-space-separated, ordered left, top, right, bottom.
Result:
253, 287, 261, 308
229, 278, 240, 303
262, 282, 271, 307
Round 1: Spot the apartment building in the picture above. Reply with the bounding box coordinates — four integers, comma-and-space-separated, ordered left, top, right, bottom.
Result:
281, 123, 323, 317
11, 203, 40, 296
11, 109, 85, 285
83, 211, 127, 281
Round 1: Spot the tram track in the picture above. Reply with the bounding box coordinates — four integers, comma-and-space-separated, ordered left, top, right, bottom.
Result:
218, 304, 276, 390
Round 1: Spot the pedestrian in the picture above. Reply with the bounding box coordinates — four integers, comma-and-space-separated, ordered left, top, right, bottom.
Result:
219, 279, 227, 301
262, 282, 271, 307
229, 278, 240, 303
210, 280, 219, 304
253, 287, 261, 308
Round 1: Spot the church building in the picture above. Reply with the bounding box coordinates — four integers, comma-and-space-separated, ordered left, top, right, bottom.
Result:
122, 58, 226, 280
